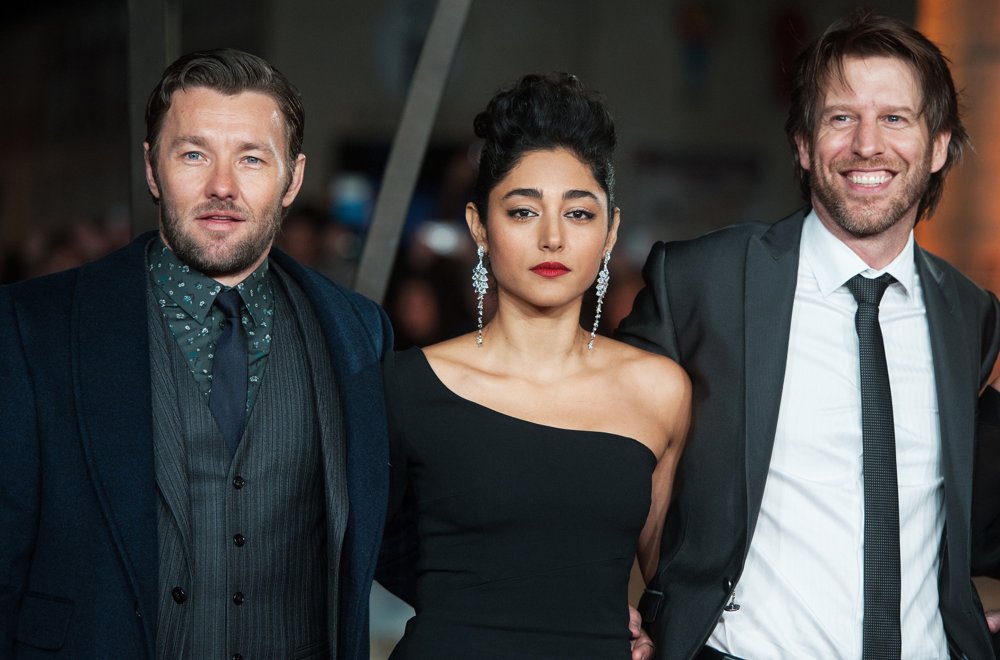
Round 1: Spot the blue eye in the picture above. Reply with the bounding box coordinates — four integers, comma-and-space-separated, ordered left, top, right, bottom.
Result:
183, 152, 203, 161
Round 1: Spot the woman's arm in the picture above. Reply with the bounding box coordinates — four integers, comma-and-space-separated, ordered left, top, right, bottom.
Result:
634, 356, 692, 582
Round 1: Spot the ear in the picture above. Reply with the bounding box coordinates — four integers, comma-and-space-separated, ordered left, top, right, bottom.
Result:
795, 134, 812, 172
281, 153, 307, 207
605, 207, 621, 254
143, 142, 160, 200
465, 202, 488, 251
929, 130, 951, 174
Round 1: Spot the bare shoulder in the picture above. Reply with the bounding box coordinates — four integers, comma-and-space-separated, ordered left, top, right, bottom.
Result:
595, 341, 691, 458
602, 338, 690, 401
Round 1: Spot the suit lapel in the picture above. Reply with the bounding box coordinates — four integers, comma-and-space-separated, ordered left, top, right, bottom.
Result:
916, 247, 973, 564
270, 250, 390, 658
743, 211, 803, 539
146, 295, 195, 569
73, 234, 159, 628
271, 252, 390, 534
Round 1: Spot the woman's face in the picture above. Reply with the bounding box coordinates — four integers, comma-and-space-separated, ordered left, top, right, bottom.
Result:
467, 147, 618, 314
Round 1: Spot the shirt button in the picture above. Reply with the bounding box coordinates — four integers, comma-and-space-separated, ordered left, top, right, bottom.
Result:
232, 591, 245, 605
134, 602, 142, 618
233, 533, 246, 547
233, 654, 244, 660
233, 475, 246, 489
171, 587, 187, 604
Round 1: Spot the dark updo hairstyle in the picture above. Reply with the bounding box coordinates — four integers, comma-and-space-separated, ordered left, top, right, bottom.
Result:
472, 73, 617, 225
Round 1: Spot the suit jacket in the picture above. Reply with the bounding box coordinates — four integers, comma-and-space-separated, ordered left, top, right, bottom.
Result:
617, 208, 1000, 659
0, 232, 393, 659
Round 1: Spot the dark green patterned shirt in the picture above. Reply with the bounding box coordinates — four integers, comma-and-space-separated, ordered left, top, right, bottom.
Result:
147, 237, 274, 414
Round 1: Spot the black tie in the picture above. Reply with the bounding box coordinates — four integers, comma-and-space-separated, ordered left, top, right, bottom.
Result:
210, 289, 248, 455
846, 273, 901, 659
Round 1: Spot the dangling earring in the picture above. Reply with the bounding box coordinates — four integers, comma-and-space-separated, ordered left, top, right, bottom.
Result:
472, 245, 489, 346
588, 251, 611, 350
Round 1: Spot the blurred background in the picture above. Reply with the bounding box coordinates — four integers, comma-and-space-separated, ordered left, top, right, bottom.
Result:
3, 0, 999, 656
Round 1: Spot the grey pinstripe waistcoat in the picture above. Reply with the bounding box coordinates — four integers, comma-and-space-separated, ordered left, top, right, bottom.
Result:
149, 266, 348, 659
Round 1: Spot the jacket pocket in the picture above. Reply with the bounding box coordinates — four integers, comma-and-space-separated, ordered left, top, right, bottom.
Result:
293, 638, 330, 659
15, 592, 73, 651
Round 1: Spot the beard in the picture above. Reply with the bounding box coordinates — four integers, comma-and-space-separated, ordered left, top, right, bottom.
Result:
809, 149, 933, 238
159, 196, 284, 278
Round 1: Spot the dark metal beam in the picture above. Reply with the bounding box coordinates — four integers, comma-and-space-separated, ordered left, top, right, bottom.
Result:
353, 0, 473, 302
127, 0, 180, 237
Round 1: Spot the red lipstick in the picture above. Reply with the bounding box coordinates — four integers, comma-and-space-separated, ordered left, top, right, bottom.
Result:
530, 262, 570, 278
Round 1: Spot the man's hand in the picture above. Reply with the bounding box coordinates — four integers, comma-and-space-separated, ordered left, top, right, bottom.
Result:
629, 604, 655, 659
986, 608, 1000, 634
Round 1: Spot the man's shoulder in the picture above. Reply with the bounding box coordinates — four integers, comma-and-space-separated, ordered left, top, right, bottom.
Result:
672, 220, 772, 249
2, 233, 149, 312
269, 249, 382, 317
917, 243, 997, 306
2, 264, 79, 304
650, 208, 806, 265
268, 249, 391, 357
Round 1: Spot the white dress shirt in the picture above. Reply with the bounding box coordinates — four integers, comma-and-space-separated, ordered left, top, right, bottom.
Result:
708, 211, 947, 659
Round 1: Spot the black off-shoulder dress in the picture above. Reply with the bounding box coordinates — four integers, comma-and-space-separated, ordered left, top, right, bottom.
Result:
382, 347, 656, 660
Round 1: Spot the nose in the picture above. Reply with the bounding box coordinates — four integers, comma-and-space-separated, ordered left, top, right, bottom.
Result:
206, 162, 238, 200
538, 214, 564, 252
852, 117, 885, 159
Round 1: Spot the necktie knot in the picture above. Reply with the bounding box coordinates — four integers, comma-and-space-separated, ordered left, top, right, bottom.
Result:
846, 273, 895, 307
215, 289, 243, 322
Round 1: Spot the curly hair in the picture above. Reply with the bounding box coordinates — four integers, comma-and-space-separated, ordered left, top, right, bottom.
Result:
472, 72, 617, 224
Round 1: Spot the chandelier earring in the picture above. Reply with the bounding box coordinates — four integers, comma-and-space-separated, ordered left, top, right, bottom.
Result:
588, 251, 611, 350
472, 245, 489, 346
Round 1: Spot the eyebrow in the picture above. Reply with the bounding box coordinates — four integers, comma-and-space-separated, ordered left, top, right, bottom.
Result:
822, 103, 918, 115
501, 188, 600, 202
171, 135, 209, 149
564, 189, 599, 201
170, 135, 273, 153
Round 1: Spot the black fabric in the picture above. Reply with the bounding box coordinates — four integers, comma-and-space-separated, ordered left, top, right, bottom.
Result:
209, 289, 248, 454
0, 231, 394, 660
846, 273, 901, 659
151, 272, 337, 659
695, 645, 745, 660
614, 209, 1000, 659
381, 347, 656, 659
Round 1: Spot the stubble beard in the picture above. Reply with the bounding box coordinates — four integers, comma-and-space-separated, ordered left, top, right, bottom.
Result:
809, 148, 933, 238
160, 197, 284, 278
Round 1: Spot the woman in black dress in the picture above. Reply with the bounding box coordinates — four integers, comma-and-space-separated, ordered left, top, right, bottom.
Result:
381, 73, 690, 659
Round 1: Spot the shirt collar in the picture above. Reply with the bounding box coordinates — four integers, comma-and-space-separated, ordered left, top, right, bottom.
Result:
148, 236, 271, 325
801, 209, 916, 298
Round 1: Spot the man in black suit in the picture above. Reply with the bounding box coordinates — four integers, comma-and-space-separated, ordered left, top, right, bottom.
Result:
619, 11, 1000, 659
0, 49, 392, 658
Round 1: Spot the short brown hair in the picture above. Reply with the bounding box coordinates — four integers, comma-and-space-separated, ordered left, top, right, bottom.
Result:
145, 48, 305, 170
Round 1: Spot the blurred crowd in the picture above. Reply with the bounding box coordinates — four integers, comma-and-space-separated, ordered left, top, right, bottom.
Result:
0, 167, 647, 349
0, 211, 131, 286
